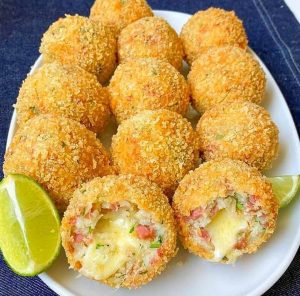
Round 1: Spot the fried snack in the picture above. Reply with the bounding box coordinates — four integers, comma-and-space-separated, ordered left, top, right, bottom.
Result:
196, 101, 279, 170
15, 62, 110, 133
180, 7, 248, 64
40, 15, 117, 84
3, 115, 113, 212
61, 174, 177, 288
111, 110, 199, 195
118, 17, 184, 70
109, 58, 190, 123
188, 46, 266, 114
90, 0, 153, 35
173, 159, 278, 263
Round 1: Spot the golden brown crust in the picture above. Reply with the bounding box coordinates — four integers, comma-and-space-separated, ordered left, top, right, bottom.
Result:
118, 17, 184, 71
173, 159, 278, 260
111, 109, 199, 195
108, 58, 190, 123
90, 0, 153, 35
196, 101, 279, 170
3, 115, 113, 212
61, 174, 177, 288
188, 46, 266, 114
180, 8, 248, 64
40, 15, 117, 84
15, 62, 111, 133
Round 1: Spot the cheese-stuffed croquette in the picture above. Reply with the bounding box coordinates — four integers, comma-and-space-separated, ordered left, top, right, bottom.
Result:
61, 175, 177, 288
40, 15, 117, 84
180, 8, 248, 64
109, 58, 190, 123
15, 62, 110, 133
90, 0, 153, 34
173, 159, 278, 263
3, 115, 113, 212
111, 110, 199, 195
118, 17, 184, 71
188, 46, 265, 114
196, 101, 279, 170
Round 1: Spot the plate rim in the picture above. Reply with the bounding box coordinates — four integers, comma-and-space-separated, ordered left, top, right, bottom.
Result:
5, 9, 300, 296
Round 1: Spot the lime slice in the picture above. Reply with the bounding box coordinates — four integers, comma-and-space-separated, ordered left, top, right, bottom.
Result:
268, 175, 300, 208
0, 174, 61, 276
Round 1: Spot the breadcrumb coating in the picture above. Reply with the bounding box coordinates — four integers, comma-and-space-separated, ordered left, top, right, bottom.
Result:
3, 115, 113, 212
61, 174, 177, 288
188, 46, 266, 114
111, 110, 199, 195
180, 8, 248, 64
109, 58, 190, 123
118, 17, 184, 71
90, 0, 153, 35
196, 101, 279, 170
40, 14, 117, 84
15, 62, 111, 133
173, 159, 278, 260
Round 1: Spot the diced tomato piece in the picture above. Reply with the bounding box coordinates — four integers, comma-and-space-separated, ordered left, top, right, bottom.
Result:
74, 233, 84, 243
69, 217, 76, 225
136, 225, 156, 240
190, 208, 203, 220
235, 237, 247, 250
249, 195, 258, 204
198, 228, 210, 241
157, 248, 164, 257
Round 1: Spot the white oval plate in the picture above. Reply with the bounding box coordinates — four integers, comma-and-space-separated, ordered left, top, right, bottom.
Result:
6, 10, 300, 296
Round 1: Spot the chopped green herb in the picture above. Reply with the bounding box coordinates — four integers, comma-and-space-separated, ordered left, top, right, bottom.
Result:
215, 134, 224, 140
139, 271, 148, 275
150, 242, 161, 248
158, 235, 163, 244
236, 201, 244, 210
61, 141, 66, 148
96, 243, 104, 249
151, 69, 158, 75
29, 106, 38, 114
88, 226, 93, 233
129, 224, 136, 233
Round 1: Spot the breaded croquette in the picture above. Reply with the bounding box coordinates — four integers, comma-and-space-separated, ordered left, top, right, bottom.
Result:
180, 8, 248, 64
61, 174, 177, 288
188, 46, 266, 114
111, 110, 199, 195
40, 15, 117, 84
109, 58, 190, 123
173, 159, 278, 263
196, 101, 279, 170
118, 17, 184, 71
3, 115, 113, 212
15, 62, 110, 133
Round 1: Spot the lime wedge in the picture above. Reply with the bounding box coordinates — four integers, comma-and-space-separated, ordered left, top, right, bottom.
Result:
0, 174, 61, 276
268, 175, 300, 208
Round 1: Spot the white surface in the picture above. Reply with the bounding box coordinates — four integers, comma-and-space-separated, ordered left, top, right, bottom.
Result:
6, 10, 300, 296
285, 0, 300, 23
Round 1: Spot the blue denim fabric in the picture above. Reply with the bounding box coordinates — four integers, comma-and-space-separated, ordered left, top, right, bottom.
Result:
0, 0, 299, 295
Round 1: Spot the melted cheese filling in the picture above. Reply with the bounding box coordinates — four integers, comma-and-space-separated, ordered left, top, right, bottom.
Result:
206, 208, 248, 262
81, 210, 141, 280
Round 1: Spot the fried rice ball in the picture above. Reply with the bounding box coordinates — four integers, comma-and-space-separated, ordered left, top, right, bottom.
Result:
108, 58, 190, 123
196, 101, 279, 170
40, 15, 117, 84
15, 62, 110, 133
90, 0, 153, 35
118, 17, 184, 71
111, 110, 199, 195
3, 115, 113, 212
173, 159, 278, 263
188, 46, 266, 114
61, 174, 177, 288
180, 7, 248, 64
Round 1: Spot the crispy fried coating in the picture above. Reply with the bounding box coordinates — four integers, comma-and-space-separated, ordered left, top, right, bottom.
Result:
111, 110, 199, 195
109, 58, 190, 123
118, 17, 184, 71
173, 159, 278, 260
40, 15, 117, 84
61, 174, 177, 288
3, 115, 113, 212
180, 8, 248, 64
15, 62, 110, 133
196, 101, 279, 170
188, 46, 265, 114
90, 0, 153, 35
